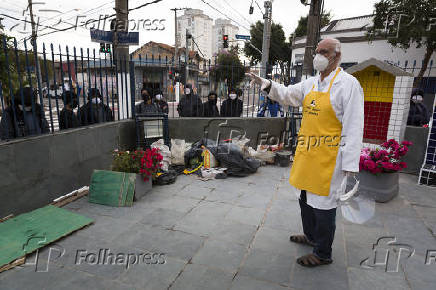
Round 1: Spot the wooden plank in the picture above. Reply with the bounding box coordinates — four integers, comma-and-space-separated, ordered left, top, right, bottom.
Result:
0, 205, 93, 269
51, 189, 89, 208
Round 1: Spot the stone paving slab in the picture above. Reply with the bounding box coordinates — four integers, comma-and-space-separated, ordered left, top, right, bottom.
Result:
0, 166, 435, 290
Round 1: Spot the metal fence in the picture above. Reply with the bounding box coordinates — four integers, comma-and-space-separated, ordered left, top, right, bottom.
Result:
0, 35, 435, 144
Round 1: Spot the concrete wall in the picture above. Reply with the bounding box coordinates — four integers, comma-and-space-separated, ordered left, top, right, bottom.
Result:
402, 126, 430, 175
0, 117, 286, 217
169, 117, 288, 148
0, 120, 136, 217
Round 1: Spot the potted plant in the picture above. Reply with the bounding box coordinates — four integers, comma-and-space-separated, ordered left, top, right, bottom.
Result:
358, 139, 412, 202
112, 148, 163, 200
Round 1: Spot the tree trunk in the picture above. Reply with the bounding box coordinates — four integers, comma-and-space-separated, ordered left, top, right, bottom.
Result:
413, 46, 434, 89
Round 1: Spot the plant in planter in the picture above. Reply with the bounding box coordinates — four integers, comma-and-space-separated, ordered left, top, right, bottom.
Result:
358, 139, 412, 202
112, 149, 163, 200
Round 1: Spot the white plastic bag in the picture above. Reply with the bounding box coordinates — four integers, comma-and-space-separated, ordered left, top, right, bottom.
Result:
254, 145, 276, 164
171, 139, 186, 165
151, 139, 171, 171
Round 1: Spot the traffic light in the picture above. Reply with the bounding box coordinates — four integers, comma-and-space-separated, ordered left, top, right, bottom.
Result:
223, 35, 228, 48
100, 43, 111, 53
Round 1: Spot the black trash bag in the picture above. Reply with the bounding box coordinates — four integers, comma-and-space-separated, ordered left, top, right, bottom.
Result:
169, 164, 185, 175
203, 141, 261, 177
184, 140, 204, 168
153, 170, 178, 185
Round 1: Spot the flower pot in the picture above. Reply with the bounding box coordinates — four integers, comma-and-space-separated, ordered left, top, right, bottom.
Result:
357, 170, 399, 203
134, 174, 152, 201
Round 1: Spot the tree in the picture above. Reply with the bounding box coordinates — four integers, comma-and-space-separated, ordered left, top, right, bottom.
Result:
210, 46, 246, 89
293, 11, 332, 38
244, 21, 287, 66
369, 0, 436, 88
244, 21, 293, 84
0, 33, 53, 105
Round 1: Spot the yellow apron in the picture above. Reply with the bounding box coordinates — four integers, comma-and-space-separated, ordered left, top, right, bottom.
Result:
289, 68, 342, 196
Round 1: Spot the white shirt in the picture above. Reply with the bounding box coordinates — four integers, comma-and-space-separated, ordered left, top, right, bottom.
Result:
269, 67, 364, 209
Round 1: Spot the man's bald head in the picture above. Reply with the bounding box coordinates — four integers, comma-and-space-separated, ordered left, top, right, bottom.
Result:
315, 38, 342, 72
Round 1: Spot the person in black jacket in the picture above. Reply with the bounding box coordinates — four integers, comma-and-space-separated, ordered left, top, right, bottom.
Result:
177, 83, 203, 117
0, 87, 50, 140
220, 87, 243, 117
135, 88, 160, 114
154, 89, 169, 114
79, 88, 113, 125
407, 88, 430, 126
202, 91, 220, 117
59, 91, 80, 130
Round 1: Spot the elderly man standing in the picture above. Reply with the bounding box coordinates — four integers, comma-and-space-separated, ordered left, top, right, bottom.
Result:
247, 38, 364, 267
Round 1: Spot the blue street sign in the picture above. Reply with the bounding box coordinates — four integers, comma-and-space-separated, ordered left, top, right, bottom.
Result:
235, 34, 251, 40
90, 29, 114, 43
117, 31, 139, 45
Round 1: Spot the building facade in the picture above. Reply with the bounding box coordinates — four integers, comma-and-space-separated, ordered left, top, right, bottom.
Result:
292, 15, 436, 80
212, 18, 239, 56
177, 9, 213, 60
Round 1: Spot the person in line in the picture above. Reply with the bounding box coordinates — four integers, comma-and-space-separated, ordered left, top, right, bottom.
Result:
154, 89, 169, 114
59, 91, 80, 130
79, 88, 113, 125
407, 88, 430, 127
135, 88, 160, 114
247, 38, 364, 267
220, 87, 243, 117
202, 91, 220, 117
177, 83, 203, 117
0, 87, 50, 140
257, 96, 285, 117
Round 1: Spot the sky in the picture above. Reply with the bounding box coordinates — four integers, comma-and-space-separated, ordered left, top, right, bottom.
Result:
0, 0, 379, 53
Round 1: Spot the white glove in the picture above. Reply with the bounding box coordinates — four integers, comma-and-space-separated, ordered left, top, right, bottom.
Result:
246, 73, 271, 91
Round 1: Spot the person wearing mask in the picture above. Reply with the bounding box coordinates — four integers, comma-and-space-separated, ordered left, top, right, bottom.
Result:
220, 87, 243, 117
135, 88, 160, 114
59, 91, 80, 130
0, 87, 50, 140
247, 38, 364, 267
154, 90, 169, 114
202, 91, 220, 117
79, 88, 113, 125
407, 88, 430, 126
177, 83, 203, 117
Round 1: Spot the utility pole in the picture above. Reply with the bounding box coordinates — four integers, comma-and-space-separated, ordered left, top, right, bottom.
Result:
303, 0, 322, 76
260, 1, 272, 78
114, 0, 129, 69
170, 8, 184, 62
185, 29, 191, 84
27, 0, 42, 87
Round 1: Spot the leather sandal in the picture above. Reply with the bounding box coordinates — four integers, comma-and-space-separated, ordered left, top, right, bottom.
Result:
296, 254, 333, 267
289, 235, 315, 247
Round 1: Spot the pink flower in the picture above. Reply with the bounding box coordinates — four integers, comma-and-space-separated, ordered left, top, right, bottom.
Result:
364, 159, 376, 170
402, 140, 413, 147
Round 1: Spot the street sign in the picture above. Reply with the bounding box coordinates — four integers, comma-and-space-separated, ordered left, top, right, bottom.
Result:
90, 29, 113, 43
235, 34, 251, 40
117, 31, 139, 45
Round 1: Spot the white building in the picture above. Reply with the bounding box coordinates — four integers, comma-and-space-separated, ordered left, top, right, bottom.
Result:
292, 15, 436, 77
212, 19, 239, 56
177, 9, 213, 60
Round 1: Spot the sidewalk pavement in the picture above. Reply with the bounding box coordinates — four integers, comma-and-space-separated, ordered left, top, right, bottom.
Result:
0, 166, 435, 290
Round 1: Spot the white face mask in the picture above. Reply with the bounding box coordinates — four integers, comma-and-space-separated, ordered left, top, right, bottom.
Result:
313, 53, 330, 72
18, 104, 32, 111
412, 95, 423, 103
185, 88, 191, 95
155, 94, 163, 100
229, 93, 237, 100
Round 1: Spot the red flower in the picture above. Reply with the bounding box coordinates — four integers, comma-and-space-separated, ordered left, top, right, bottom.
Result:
364, 159, 376, 170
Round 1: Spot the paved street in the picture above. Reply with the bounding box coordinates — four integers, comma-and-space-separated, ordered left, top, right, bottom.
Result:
0, 167, 435, 290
